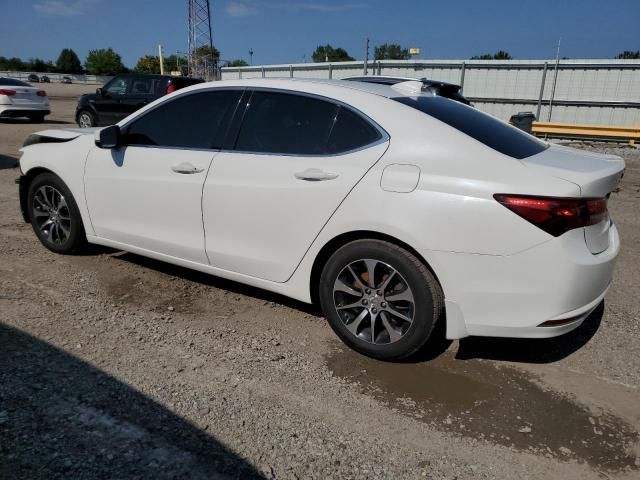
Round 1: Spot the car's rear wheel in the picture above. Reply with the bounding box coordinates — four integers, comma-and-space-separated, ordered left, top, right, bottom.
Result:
319, 239, 444, 361
27, 173, 86, 254
77, 110, 95, 128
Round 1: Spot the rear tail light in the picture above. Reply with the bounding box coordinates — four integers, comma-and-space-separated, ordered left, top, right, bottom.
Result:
0, 89, 16, 96
494, 194, 608, 237
36, 90, 47, 97
165, 83, 176, 95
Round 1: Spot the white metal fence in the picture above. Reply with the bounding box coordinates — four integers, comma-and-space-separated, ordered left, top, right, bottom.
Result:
221, 59, 640, 126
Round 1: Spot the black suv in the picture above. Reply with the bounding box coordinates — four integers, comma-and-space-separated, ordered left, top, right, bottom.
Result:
75, 74, 203, 128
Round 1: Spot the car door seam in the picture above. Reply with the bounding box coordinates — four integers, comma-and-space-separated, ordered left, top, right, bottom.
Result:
283, 140, 391, 283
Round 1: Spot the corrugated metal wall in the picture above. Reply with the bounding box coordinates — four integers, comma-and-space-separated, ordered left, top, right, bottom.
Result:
221, 59, 640, 125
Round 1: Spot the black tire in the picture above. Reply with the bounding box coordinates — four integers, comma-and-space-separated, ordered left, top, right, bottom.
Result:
319, 239, 444, 361
76, 110, 95, 128
27, 173, 86, 254
29, 114, 45, 123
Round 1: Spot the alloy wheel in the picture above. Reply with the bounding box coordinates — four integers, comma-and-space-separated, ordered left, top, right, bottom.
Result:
32, 185, 71, 245
332, 258, 415, 345
78, 113, 92, 128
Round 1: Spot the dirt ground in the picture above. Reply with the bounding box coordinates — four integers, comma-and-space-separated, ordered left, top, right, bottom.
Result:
1, 96, 639, 480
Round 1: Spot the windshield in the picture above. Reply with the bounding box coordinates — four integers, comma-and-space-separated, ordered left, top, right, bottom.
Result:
0, 78, 30, 87
393, 96, 547, 159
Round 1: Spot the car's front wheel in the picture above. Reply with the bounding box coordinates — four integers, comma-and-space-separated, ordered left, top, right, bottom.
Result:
77, 110, 95, 128
27, 173, 86, 254
319, 239, 444, 361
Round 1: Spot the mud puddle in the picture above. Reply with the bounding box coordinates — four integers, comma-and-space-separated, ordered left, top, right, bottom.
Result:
327, 348, 639, 471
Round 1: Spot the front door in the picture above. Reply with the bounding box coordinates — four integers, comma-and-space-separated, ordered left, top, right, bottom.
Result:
84, 88, 244, 264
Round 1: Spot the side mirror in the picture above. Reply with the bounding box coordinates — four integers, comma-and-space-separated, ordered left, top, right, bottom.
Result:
96, 87, 103, 96
95, 125, 121, 149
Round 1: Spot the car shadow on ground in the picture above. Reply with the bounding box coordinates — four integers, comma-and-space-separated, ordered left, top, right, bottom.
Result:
0, 155, 18, 169
107, 250, 605, 364
0, 118, 70, 125
454, 302, 604, 363
111, 250, 321, 317
0, 322, 265, 480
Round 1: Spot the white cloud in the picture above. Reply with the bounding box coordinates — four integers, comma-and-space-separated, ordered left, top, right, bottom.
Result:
226, 1, 366, 17
33, 0, 99, 16
226, 2, 258, 17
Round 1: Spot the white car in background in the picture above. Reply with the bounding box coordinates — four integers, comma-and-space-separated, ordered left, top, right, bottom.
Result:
16, 79, 624, 360
0, 77, 50, 122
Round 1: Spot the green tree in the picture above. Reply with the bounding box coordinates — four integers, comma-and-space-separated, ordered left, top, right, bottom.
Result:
374, 44, 410, 60
26, 58, 48, 72
312, 44, 354, 62
56, 48, 83, 73
0, 57, 26, 71
135, 55, 160, 74
471, 50, 513, 60
224, 59, 249, 67
164, 54, 187, 73
193, 45, 220, 64
615, 50, 640, 59
85, 48, 126, 75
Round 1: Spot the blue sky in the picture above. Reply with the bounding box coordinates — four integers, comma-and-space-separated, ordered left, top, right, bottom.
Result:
1, 0, 639, 67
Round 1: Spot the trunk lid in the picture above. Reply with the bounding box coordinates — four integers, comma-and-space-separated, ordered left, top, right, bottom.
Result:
520, 143, 625, 254
11, 86, 47, 105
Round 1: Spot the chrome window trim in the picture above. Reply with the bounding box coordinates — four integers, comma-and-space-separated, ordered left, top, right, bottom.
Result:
230, 86, 390, 158
120, 85, 390, 157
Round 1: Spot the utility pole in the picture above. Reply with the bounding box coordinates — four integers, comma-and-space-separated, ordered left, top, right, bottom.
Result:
363, 37, 370, 75
158, 44, 164, 75
547, 37, 562, 122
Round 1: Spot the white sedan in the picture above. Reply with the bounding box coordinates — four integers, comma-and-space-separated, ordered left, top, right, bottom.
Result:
0, 77, 50, 122
17, 78, 624, 360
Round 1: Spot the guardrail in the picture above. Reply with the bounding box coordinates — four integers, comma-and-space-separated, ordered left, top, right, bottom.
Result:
532, 122, 640, 145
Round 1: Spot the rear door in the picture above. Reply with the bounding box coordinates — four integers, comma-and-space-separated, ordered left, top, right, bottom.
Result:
203, 90, 389, 282
120, 76, 160, 116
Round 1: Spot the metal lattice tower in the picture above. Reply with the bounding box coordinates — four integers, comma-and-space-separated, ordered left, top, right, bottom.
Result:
188, 0, 215, 80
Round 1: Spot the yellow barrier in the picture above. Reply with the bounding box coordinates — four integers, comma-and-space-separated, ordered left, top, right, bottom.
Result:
531, 122, 640, 145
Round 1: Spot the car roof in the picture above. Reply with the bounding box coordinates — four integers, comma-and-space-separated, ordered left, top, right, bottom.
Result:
190, 77, 415, 99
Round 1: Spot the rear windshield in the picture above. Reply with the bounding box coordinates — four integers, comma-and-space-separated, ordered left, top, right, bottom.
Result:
0, 78, 30, 87
393, 96, 547, 159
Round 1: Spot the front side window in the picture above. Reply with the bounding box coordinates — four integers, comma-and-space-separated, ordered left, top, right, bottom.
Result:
236, 91, 337, 155
104, 77, 130, 96
393, 96, 547, 159
124, 90, 242, 149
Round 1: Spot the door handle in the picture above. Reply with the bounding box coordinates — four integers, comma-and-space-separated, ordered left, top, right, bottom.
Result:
294, 168, 339, 181
171, 162, 204, 174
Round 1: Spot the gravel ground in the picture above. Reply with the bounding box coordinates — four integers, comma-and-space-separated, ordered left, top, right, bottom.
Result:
0, 99, 639, 479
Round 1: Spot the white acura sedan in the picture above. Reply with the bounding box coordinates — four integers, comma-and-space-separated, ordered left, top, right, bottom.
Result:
0, 77, 50, 122
17, 78, 624, 360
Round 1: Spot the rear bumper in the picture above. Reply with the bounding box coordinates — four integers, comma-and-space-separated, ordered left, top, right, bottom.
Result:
426, 225, 620, 339
0, 105, 50, 118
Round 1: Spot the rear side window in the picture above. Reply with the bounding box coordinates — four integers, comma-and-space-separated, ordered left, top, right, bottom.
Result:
124, 90, 241, 149
236, 91, 337, 155
327, 107, 381, 154
235, 91, 383, 155
393, 96, 547, 159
